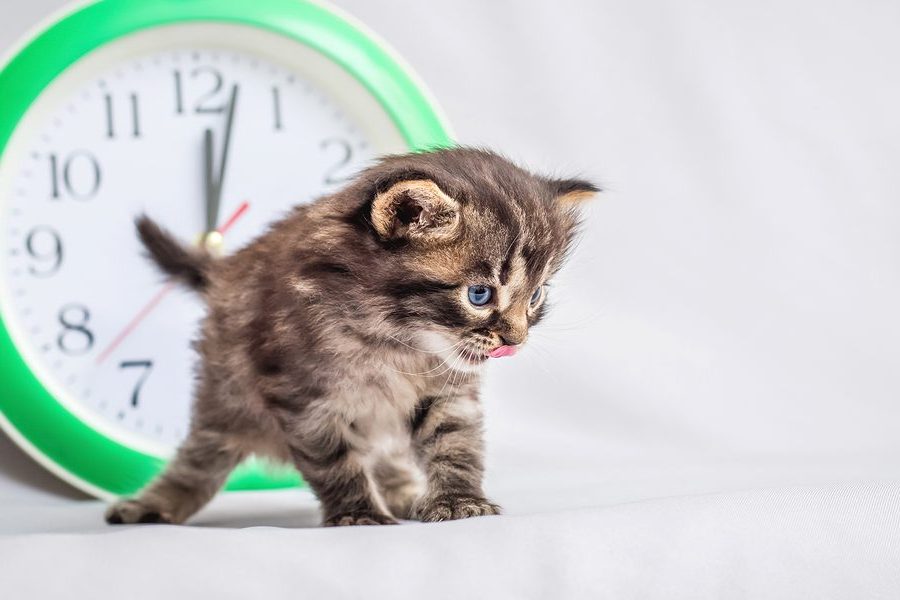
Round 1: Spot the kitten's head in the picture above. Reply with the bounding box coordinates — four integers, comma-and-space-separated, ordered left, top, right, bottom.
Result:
363, 148, 597, 371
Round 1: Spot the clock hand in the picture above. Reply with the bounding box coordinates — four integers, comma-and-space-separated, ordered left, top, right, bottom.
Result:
205, 85, 239, 242
216, 199, 249, 234
96, 200, 250, 365
203, 128, 216, 236
95, 282, 175, 366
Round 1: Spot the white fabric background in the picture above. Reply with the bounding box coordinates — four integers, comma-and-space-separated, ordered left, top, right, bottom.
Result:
2, 0, 900, 597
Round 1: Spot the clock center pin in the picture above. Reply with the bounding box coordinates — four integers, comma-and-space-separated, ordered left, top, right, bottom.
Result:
199, 231, 224, 254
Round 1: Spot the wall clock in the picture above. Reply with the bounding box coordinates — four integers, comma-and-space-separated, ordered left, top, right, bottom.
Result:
0, 0, 452, 498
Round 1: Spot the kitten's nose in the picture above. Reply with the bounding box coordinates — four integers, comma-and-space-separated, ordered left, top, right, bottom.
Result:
499, 312, 528, 347
498, 334, 524, 347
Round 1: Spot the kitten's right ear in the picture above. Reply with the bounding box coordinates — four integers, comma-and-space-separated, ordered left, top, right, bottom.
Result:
548, 178, 601, 206
371, 179, 461, 244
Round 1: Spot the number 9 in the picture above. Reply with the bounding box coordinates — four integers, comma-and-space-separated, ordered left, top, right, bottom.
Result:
25, 226, 63, 277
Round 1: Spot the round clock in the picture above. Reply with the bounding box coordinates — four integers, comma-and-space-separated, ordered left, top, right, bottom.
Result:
0, 0, 452, 498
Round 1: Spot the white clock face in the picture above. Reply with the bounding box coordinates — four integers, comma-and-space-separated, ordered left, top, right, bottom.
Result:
0, 24, 406, 457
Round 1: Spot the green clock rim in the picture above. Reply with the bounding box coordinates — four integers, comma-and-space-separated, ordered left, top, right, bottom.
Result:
0, 0, 453, 499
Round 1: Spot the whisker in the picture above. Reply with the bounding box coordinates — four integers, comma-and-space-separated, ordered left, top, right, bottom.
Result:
382, 344, 463, 377
435, 346, 466, 398
385, 333, 464, 355
448, 349, 469, 391
521, 344, 562, 386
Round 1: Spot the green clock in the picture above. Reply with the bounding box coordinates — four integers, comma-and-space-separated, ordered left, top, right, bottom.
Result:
0, 0, 452, 499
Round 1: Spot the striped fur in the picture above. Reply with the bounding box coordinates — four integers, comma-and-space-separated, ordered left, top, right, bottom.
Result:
105, 148, 596, 527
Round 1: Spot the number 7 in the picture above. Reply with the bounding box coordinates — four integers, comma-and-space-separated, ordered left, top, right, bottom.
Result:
119, 360, 153, 407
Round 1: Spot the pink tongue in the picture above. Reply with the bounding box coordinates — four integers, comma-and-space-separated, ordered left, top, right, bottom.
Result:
488, 345, 518, 359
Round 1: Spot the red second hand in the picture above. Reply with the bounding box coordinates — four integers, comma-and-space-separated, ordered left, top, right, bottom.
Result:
216, 200, 249, 235
95, 201, 250, 365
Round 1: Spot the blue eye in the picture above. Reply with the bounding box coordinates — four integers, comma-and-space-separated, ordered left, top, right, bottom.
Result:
530, 286, 544, 306
467, 285, 493, 307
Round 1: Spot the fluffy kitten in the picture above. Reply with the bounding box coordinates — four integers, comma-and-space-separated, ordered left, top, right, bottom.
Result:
105, 148, 596, 527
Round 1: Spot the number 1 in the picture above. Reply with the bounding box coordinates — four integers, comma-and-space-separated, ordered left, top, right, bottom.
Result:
272, 86, 283, 130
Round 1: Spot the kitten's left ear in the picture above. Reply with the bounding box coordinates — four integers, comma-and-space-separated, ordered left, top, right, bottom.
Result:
547, 178, 601, 206
371, 179, 461, 244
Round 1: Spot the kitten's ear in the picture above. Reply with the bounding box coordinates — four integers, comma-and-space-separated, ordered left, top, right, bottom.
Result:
548, 178, 600, 206
371, 179, 461, 243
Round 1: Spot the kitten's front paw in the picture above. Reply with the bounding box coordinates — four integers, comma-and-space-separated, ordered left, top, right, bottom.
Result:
323, 511, 399, 527
416, 494, 501, 522
105, 499, 173, 525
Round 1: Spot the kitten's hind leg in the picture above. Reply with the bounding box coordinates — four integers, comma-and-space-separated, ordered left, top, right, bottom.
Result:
105, 428, 244, 525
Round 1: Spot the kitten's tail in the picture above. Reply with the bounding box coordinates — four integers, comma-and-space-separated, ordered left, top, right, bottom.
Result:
135, 215, 211, 292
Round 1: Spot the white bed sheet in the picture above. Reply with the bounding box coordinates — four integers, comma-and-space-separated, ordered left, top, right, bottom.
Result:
2, 0, 900, 597
2, 482, 899, 599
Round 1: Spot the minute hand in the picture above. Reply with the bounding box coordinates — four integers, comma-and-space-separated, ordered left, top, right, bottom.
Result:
206, 85, 239, 235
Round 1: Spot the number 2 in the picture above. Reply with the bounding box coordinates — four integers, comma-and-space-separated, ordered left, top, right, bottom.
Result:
320, 138, 355, 185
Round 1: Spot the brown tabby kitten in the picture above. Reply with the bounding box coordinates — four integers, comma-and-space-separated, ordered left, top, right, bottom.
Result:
105, 148, 596, 527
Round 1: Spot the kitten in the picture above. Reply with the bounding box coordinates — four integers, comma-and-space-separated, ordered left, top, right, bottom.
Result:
105, 147, 597, 527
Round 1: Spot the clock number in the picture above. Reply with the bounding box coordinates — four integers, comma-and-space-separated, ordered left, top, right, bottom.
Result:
57, 304, 94, 356
272, 86, 283, 131
174, 67, 229, 114
119, 360, 153, 408
321, 138, 355, 185
174, 70, 185, 114
49, 152, 102, 200
194, 67, 226, 113
25, 226, 63, 277
104, 93, 141, 139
